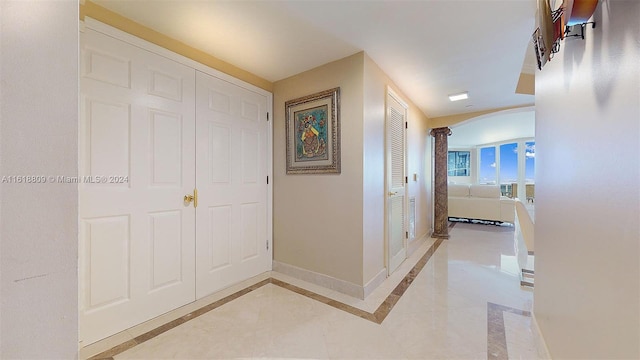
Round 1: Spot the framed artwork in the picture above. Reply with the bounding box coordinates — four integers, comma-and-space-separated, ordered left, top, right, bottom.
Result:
285, 87, 340, 174
447, 150, 470, 176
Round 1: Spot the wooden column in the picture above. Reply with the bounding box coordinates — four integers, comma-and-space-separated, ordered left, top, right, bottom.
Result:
430, 127, 451, 239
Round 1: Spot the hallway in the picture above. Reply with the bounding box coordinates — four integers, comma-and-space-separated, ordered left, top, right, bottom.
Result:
86, 222, 545, 359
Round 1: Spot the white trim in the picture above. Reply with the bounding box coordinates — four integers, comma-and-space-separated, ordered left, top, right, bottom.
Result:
384, 86, 409, 276
407, 231, 428, 257
82, 18, 271, 98
387, 87, 409, 109
473, 136, 535, 149
266, 106, 273, 270
272, 261, 364, 299
363, 268, 388, 299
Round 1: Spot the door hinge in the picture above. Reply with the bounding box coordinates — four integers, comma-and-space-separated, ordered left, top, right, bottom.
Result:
267, 112, 269, 121
406, 231, 409, 239
405, 122, 408, 129
405, 176, 408, 184
267, 176, 269, 184
266, 239, 269, 251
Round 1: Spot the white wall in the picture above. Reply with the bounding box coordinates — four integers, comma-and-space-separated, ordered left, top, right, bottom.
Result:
534, 1, 639, 358
404, 88, 431, 253
0, 0, 79, 358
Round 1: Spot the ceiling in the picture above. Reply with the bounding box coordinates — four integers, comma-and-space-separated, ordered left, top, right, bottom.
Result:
92, 0, 537, 118
448, 107, 535, 147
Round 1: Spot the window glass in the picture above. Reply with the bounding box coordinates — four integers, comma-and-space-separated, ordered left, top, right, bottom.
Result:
499, 143, 518, 184
525, 141, 535, 184
499, 143, 518, 196
479, 147, 496, 184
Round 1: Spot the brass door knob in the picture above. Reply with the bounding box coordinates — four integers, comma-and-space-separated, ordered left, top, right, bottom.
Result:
184, 189, 198, 207
388, 191, 398, 196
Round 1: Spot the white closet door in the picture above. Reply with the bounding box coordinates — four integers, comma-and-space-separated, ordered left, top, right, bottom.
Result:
195, 72, 270, 299
386, 91, 408, 275
79, 29, 196, 345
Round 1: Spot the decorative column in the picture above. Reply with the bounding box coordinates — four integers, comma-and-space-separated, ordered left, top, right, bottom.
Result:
430, 127, 452, 239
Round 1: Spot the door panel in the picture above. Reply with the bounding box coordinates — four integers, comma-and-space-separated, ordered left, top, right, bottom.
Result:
241, 202, 259, 260
87, 100, 130, 182
148, 210, 183, 291
208, 205, 232, 270
150, 110, 183, 185
386, 91, 408, 275
195, 72, 269, 299
84, 216, 130, 312
79, 29, 196, 345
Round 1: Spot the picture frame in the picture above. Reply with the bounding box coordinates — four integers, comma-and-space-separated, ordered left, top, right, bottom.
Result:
285, 87, 341, 174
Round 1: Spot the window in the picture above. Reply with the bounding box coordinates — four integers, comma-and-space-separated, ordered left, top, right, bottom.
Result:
477, 140, 534, 198
479, 147, 496, 184
499, 143, 518, 184
525, 141, 535, 184
499, 143, 518, 197
447, 151, 470, 176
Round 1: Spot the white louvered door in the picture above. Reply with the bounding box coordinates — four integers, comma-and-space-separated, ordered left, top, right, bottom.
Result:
386, 89, 408, 275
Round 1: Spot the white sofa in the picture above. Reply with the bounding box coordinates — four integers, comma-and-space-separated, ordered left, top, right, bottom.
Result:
448, 184, 515, 223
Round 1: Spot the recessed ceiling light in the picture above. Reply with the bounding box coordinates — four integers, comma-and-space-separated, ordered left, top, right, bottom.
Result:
448, 92, 469, 102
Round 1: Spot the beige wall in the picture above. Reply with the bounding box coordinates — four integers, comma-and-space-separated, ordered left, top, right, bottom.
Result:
274, 52, 432, 288
273, 53, 365, 286
405, 90, 432, 249
362, 55, 431, 284
0, 1, 79, 357
534, 1, 639, 358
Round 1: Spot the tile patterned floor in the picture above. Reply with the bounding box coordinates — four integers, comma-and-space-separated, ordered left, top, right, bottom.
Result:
87, 222, 547, 359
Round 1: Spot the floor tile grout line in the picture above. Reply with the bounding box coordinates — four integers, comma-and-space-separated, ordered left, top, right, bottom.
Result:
272, 238, 444, 324
87, 279, 272, 360
87, 239, 446, 359
373, 238, 444, 323
487, 302, 532, 360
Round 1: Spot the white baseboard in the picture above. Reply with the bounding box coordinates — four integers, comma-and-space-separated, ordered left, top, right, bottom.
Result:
363, 268, 388, 299
272, 261, 364, 299
407, 231, 429, 257
531, 311, 552, 359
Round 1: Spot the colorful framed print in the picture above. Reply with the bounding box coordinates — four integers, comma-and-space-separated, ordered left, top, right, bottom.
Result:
285, 87, 340, 174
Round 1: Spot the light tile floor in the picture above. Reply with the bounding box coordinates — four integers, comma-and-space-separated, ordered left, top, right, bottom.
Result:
109, 222, 548, 359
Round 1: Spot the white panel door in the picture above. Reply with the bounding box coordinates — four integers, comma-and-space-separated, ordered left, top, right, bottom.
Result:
79, 29, 196, 345
386, 90, 408, 275
195, 72, 270, 299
